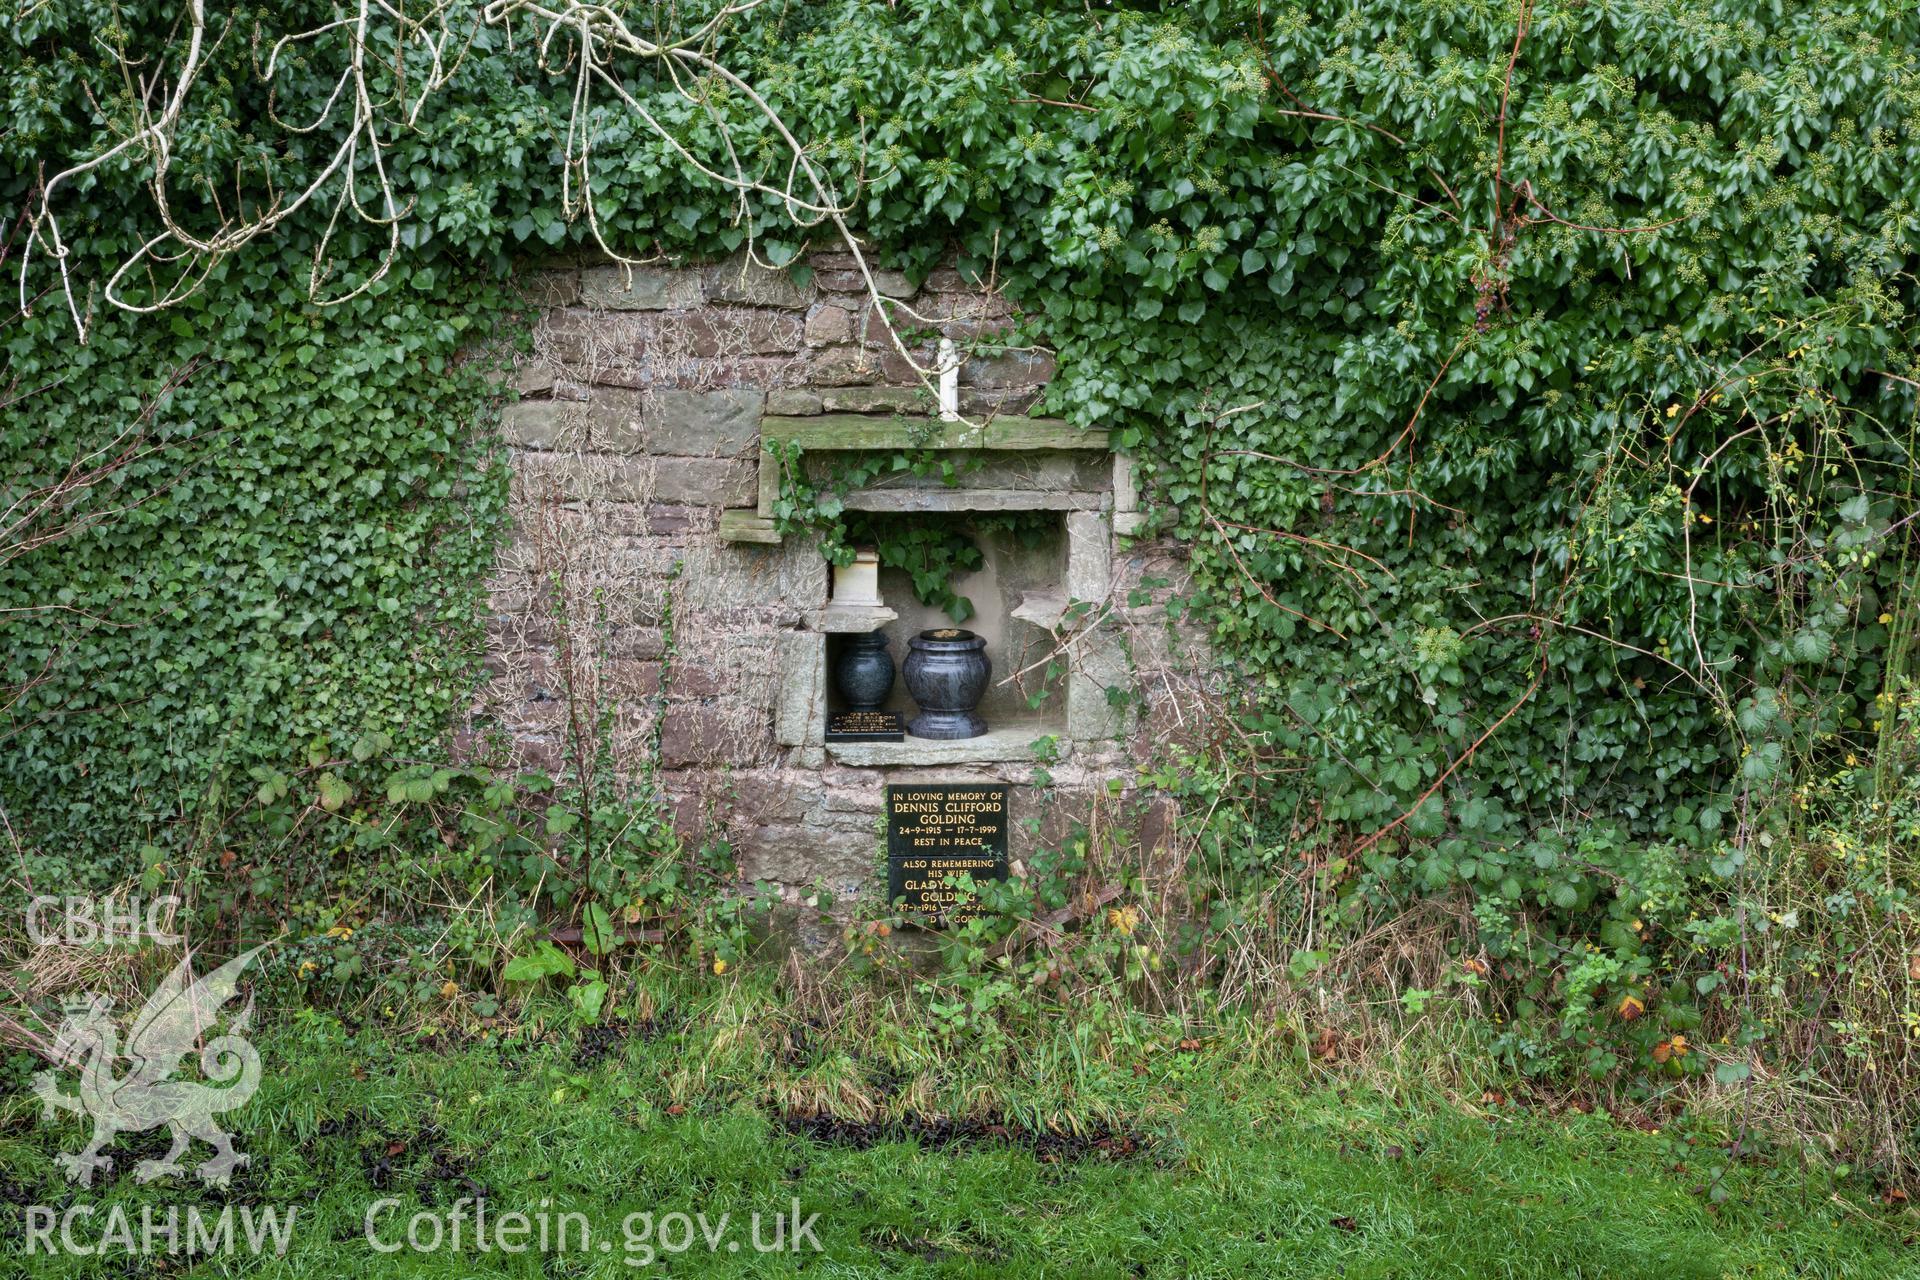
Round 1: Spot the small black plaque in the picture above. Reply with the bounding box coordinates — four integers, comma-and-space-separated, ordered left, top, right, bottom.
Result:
827, 710, 906, 743
886, 783, 1009, 926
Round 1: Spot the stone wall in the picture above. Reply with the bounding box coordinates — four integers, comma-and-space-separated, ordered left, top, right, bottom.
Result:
476, 248, 1218, 950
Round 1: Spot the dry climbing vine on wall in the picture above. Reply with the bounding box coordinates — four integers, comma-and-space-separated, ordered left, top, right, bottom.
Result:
21, 0, 470, 332
19, 0, 1005, 421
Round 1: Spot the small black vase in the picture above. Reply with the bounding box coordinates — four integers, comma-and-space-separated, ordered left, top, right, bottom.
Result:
833, 631, 895, 710
903, 628, 990, 740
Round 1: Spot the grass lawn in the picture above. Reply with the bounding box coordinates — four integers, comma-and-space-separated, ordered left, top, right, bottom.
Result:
1, 977, 1913, 1278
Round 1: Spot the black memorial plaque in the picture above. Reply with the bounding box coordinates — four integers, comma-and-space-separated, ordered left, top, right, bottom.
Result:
885, 783, 1009, 926
826, 710, 906, 743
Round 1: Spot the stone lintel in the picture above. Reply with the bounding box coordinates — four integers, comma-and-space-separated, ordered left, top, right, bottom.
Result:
842, 489, 1105, 513
762, 414, 1105, 452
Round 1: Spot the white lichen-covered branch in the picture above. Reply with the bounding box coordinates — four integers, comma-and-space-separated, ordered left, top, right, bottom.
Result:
22, 0, 958, 405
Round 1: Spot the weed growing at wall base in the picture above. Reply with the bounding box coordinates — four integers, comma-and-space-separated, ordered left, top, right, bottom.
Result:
3, 975, 1914, 1277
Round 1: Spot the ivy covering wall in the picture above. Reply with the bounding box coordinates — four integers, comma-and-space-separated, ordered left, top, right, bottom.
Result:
6, 0, 1918, 959
1, 261, 509, 880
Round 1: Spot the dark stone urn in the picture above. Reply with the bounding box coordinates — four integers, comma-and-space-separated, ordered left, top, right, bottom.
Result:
833, 630, 895, 710
903, 628, 990, 739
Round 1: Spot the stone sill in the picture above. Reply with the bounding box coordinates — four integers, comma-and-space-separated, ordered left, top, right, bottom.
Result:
812, 604, 898, 633
824, 725, 1068, 767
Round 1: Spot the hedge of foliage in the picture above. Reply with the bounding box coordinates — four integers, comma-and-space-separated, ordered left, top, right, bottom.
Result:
6, 1, 1920, 1104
